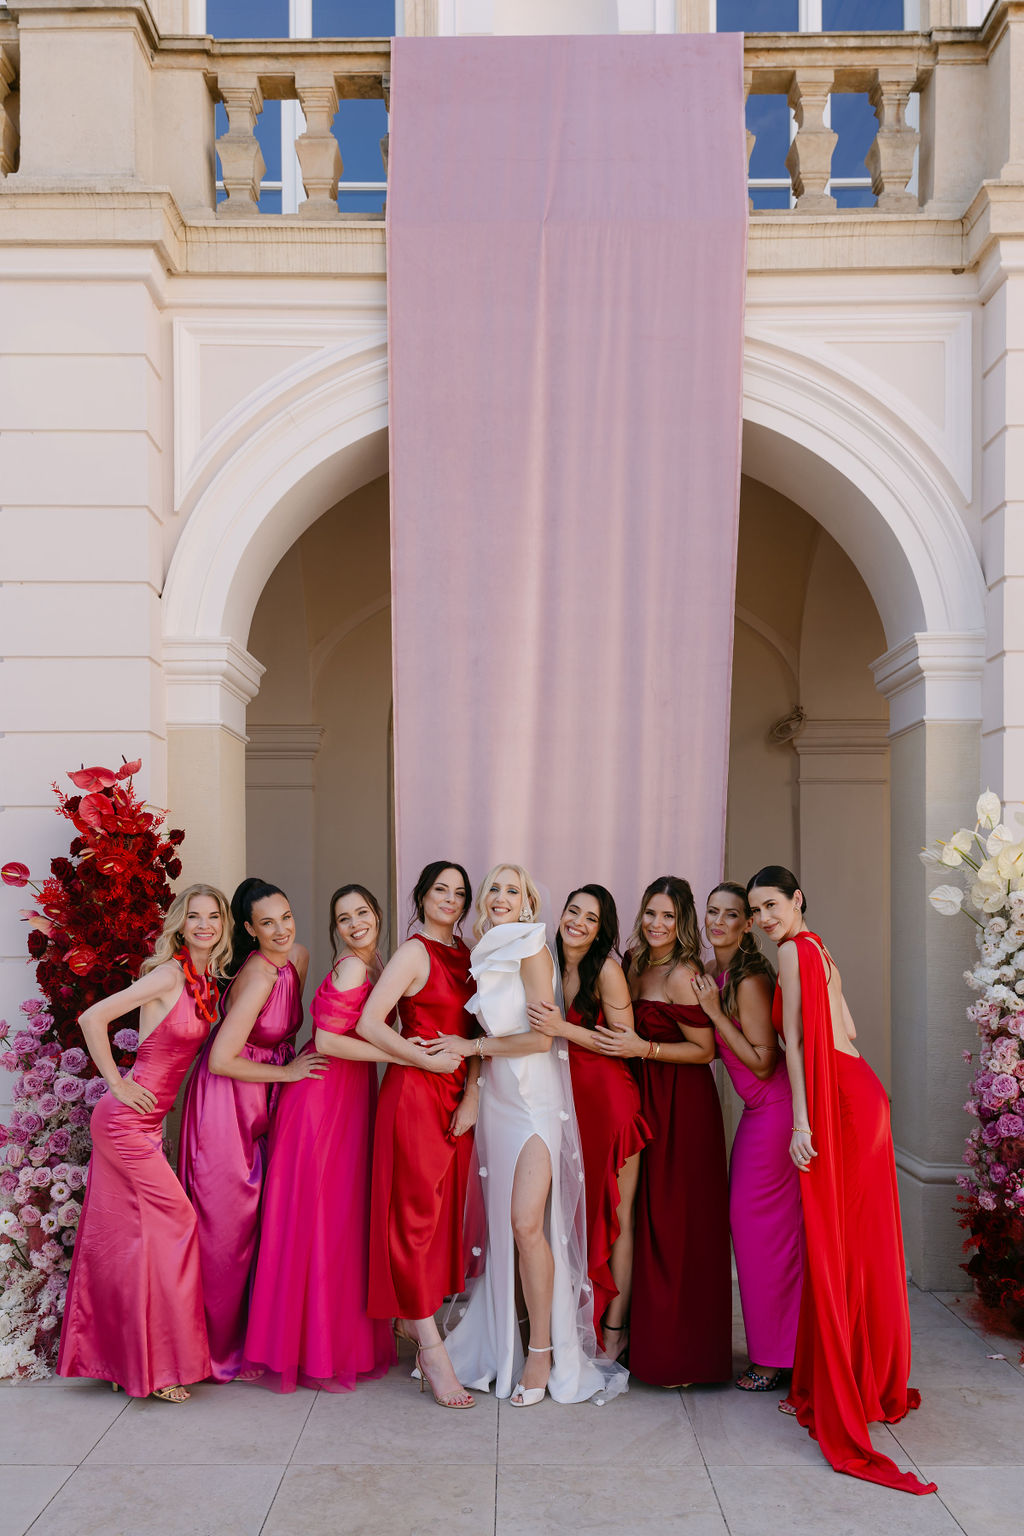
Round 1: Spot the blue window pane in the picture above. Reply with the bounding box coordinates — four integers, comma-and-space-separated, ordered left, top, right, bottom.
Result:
314, 0, 396, 34
747, 95, 790, 182
717, 0, 799, 29
333, 98, 389, 182
823, 0, 904, 28
214, 98, 282, 210
338, 188, 387, 213
830, 92, 876, 182
207, 0, 289, 37
259, 188, 283, 214
750, 186, 790, 210
834, 185, 877, 208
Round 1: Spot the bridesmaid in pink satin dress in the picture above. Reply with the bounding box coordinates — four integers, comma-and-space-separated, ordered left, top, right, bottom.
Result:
178, 879, 326, 1382
58, 883, 231, 1400
243, 884, 397, 1391
693, 883, 804, 1391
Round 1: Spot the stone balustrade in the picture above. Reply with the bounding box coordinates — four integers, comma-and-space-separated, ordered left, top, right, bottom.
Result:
0, 17, 18, 180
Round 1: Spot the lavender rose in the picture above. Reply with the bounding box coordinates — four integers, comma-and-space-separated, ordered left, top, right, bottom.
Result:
112, 1029, 139, 1054
996, 1112, 1024, 1138
59, 1048, 88, 1076
67, 1106, 90, 1128
54, 1076, 86, 1103
84, 1079, 108, 1107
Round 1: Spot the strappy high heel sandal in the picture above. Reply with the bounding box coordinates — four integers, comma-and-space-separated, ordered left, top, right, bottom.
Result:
415, 1343, 475, 1410
510, 1344, 551, 1407
150, 1384, 190, 1403
601, 1322, 629, 1363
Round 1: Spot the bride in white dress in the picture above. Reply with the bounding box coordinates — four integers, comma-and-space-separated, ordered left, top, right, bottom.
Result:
424, 863, 627, 1405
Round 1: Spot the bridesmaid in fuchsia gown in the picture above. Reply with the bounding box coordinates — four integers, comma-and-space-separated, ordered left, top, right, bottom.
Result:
58, 884, 231, 1400
178, 879, 326, 1382
243, 885, 396, 1391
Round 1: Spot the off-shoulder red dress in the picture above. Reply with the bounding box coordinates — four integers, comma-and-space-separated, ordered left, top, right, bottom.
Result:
629, 999, 732, 1385
775, 932, 936, 1496
367, 935, 476, 1320
566, 1002, 652, 1345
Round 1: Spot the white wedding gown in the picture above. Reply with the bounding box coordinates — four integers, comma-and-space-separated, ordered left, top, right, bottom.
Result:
444, 922, 628, 1404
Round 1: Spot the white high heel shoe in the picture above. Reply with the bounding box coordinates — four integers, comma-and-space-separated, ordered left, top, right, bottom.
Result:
510, 1344, 551, 1407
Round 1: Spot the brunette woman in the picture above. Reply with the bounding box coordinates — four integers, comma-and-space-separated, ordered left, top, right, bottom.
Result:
527, 884, 651, 1359
58, 884, 231, 1400
746, 866, 935, 1496
243, 885, 399, 1391
596, 875, 731, 1387
178, 878, 326, 1383
356, 862, 475, 1410
692, 882, 803, 1391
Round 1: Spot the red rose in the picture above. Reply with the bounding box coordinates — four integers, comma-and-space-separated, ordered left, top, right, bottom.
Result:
169, 829, 185, 846
27, 931, 48, 958
165, 858, 182, 881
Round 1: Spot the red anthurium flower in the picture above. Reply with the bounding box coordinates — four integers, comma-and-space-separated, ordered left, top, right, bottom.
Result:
78, 793, 116, 831
66, 946, 97, 977
95, 854, 129, 875
116, 758, 143, 780
1, 861, 31, 888
19, 910, 53, 937
67, 765, 118, 792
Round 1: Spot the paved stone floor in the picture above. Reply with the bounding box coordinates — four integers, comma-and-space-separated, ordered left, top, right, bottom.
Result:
1, 1285, 1021, 1535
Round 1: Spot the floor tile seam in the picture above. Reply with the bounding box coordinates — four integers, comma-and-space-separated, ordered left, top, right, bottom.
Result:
282, 1385, 322, 1470
257, 1460, 292, 1536
23, 1463, 78, 1535
70, 1393, 129, 1468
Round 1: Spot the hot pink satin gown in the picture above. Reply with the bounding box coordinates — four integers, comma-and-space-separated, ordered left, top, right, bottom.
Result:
178, 954, 302, 1382
243, 973, 395, 1391
58, 984, 211, 1396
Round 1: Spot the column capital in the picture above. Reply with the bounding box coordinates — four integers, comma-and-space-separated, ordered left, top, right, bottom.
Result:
163, 636, 265, 741
871, 632, 984, 735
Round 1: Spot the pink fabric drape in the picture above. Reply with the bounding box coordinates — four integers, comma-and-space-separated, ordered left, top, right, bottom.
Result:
388, 34, 747, 922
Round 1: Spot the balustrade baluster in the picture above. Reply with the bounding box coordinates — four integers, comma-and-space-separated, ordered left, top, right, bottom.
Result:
785, 69, 837, 213
380, 72, 390, 180
295, 76, 342, 218
866, 69, 920, 212
743, 68, 754, 212
0, 46, 17, 177
216, 77, 265, 218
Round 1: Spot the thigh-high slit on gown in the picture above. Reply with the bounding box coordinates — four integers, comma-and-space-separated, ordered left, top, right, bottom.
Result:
367, 934, 476, 1320
178, 954, 303, 1381
243, 972, 395, 1390
58, 984, 211, 1396
629, 999, 732, 1386
444, 923, 628, 1403
566, 1003, 652, 1347
775, 932, 936, 1496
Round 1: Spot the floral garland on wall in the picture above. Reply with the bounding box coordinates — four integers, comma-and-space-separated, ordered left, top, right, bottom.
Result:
0, 761, 184, 1378
925, 789, 1024, 1333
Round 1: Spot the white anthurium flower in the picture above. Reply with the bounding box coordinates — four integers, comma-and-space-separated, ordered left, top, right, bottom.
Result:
977, 789, 1002, 829
971, 885, 994, 912
940, 843, 964, 867
982, 890, 1008, 914
996, 843, 1024, 880
929, 885, 965, 916
976, 858, 1003, 890
986, 824, 1014, 857
919, 845, 943, 867
951, 828, 977, 855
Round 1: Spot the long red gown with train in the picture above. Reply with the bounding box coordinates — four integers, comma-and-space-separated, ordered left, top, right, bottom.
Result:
566, 1002, 651, 1345
629, 998, 732, 1385
367, 935, 476, 1319
775, 932, 936, 1496
243, 972, 395, 1391
58, 983, 211, 1396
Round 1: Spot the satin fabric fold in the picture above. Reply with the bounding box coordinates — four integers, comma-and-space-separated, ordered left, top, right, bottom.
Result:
777, 933, 936, 1496
58, 986, 211, 1396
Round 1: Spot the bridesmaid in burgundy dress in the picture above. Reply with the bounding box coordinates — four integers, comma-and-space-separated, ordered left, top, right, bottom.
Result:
598, 875, 731, 1386
243, 884, 398, 1391
58, 883, 231, 1400
527, 884, 651, 1358
178, 879, 327, 1382
357, 861, 476, 1410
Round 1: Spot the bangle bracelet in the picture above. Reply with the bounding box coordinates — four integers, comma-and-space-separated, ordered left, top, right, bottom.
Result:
653, 1041, 661, 1060
476, 1036, 484, 1059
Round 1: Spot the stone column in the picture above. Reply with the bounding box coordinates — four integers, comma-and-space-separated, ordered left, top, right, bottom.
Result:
872, 633, 985, 1289
245, 725, 324, 970
0, 44, 16, 177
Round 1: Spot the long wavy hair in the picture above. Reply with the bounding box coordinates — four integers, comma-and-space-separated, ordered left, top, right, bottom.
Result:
706, 881, 775, 1020
746, 864, 808, 915
225, 877, 288, 977
408, 860, 473, 936
628, 875, 704, 978
328, 883, 384, 967
473, 862, 543, 941
556, 884, 619, 1029
140, 883, 232, 977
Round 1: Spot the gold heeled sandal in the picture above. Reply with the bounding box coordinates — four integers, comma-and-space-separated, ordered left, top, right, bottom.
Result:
415, 1344, 475, 1410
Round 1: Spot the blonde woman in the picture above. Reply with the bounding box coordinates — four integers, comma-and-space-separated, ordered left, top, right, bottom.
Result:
425, 864, 626, 1406
58, 884, 231, 1400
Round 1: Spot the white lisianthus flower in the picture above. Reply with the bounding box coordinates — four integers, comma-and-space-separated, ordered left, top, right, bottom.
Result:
977, 789, 1002, 829
929, 884, 965, 916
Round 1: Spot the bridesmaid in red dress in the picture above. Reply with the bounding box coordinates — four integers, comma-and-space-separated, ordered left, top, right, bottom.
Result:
527, 884, 651, 1358
58, 883, 231, 1400
178, 879, 327, 1382
243, 884, 398, 1391
357, 861, 476, 1409
746, 866, 936, 1497
598, 876, 732, 1387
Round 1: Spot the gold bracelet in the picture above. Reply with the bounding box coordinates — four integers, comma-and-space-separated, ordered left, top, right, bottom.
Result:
653, 1041, 662, 1061
791, 1125, 811, 1134
476, 1036, 485, 1059
646, 1038, 655, 1060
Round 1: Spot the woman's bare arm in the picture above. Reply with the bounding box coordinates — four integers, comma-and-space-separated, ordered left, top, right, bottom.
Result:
209, 960, 327, 1084
77, 962, 185, 1113
355, 941, 461, 1073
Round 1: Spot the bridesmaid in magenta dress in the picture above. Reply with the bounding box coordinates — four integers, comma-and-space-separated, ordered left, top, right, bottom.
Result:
598, 876, 732, 1386
178, 878, 326, 1382
527, 884, 651, 1358
243, 884, 397, 1391
692, 882, 804, 1391
58, 884, 231, 1400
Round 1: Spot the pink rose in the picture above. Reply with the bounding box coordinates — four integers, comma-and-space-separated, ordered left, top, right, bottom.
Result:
67, 1106, 89, 1127
27, 1147, 49, 1167
963, 1147, 979, 1165
66, 1167, 86, 1191
50, 1164, 70, 1182
0, 1051, 18, 1072
112, 1029, 138, 1054
991, 1074, 1019, 1102
84, 1079, 107, 1107
4, 1145, 26, 1170
964, 1100, 979, 1117
41, 1238, 62, 1262
18, 1204, 41, 1226
54, 1077, 85, 1103
0, 1019, 8, 1038
982, 1123, 1002, 1146
979, 1189, 998, 1211
6, 1222, 27, 1242
7, 1126, 29, 1148
0, 1171, 17, 1195
13, 1032, 37, 1053
990, 1163, 1008, 1183
21, 999, 44, 1015
996, 1113, 1024, 1138
27, 1017, 49, 1037
57, 1201, 80, 1226
34, 1059, 56, 1084
59, 1048, 88, 1075
21, 1072, 45, 1096
35, 1095, 58, 1119
30, 1167, 52, 1188
47, 1129, 71, 1156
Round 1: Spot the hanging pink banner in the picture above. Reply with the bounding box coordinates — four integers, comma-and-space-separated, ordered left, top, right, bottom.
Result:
388, 33, 747, 928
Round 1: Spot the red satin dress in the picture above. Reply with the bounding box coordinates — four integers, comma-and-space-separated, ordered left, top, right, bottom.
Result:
775, 933, 936, 1496
566, 1003, 652, 1344
58, 984, 211, 1396
629, 999, 732, 1386
367, 935, 476, 1319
